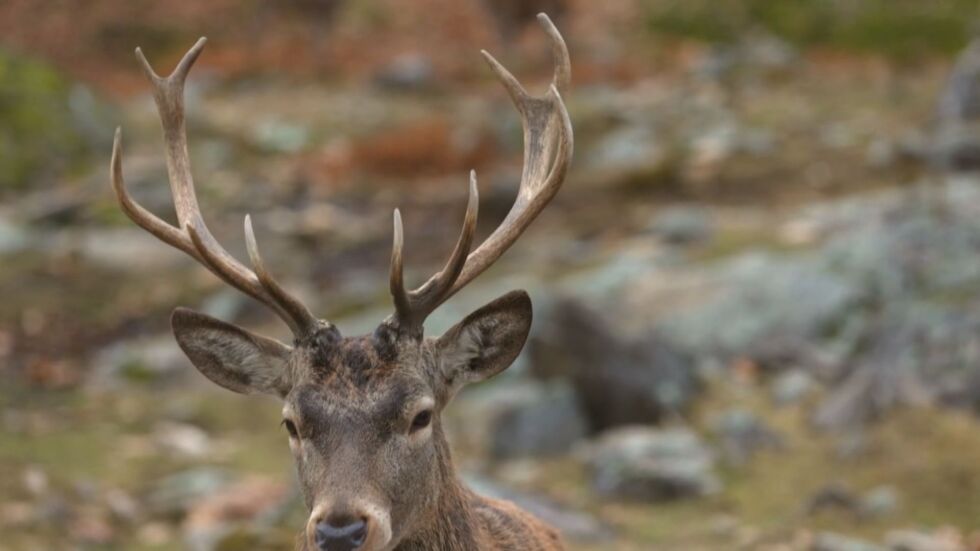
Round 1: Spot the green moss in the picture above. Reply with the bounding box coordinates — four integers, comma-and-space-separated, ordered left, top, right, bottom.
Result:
0, 50, 93, 191
644, 0, 975, 60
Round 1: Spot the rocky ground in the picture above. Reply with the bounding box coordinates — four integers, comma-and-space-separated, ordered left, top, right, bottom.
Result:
3, 1, 980, 550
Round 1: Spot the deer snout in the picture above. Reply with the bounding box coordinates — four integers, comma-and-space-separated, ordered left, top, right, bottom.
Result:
315, 515, 367, 551
308, 502, 391, 551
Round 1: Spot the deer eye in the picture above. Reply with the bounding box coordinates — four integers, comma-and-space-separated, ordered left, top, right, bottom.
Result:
410, 410, 433, 433
282, 419, 299, 439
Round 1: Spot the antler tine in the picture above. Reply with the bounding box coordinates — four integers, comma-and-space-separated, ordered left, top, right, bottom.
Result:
111, 38, 317, 337
452, 14, 572, 296
540, 13, 571, 93
244, 216, 318, 332
111, 127, 200, 261
387, 13, 573, 334
390, 172, 479, 332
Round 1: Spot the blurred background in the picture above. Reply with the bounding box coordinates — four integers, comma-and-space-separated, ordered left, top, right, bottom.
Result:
3, 0, 980, 549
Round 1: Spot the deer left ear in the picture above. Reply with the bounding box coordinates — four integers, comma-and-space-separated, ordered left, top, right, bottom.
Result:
435, 290, 532, 394
171, 307, 293, 397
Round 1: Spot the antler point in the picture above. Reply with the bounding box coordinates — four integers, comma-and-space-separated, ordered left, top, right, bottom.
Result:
392, 209, 404, 245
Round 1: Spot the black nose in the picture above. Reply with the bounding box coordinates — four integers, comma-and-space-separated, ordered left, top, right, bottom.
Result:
315, 517, 367, 551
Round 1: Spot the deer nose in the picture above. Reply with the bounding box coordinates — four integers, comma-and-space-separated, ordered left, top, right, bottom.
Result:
314, 516, 368, 551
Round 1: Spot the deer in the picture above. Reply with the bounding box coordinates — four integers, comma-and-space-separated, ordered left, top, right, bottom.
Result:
109, 13, 572, 551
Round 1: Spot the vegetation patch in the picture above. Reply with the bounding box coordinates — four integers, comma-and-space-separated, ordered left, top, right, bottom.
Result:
0, 50, 95, 192
644, 0, 976, 60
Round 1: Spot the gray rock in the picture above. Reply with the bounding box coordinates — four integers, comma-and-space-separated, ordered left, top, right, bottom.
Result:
146, 468, 235, 517
688, 123, 738, 172
812, 532, 885, 551
488, 381, 588, 459
710, 409, 782, 465
105, 489, 141, 523
648, 206, 714, 245
739, 32, 798, 73
199, 289, 251, 322
588, 124, 666, 173
807, 483, 900, 520
642, 177, 980, 427
373, 53, 435, 91
932, 124, 980, 172
0, 214, 30, 255
937, 38, 980, 123
859, 485, 900, 518
663, 252, 860, 360
835, 431, 868, 459
866, 138, 898, 169
90, 335, 189, 387
251, 119, 311, 153
583, 426, 720, 502
771, 369, 815, 406
806, 483, 860, 516
154, 422, 213, 459
886, 530, 961, 551
464, 474, 614, 542
73, 228, 187, 272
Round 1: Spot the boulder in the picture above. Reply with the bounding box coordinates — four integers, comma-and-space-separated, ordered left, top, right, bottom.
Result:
529, 297, 699, 432
488, 381, 589, 460
662, 252, 860, 362
582, 426, 720, 502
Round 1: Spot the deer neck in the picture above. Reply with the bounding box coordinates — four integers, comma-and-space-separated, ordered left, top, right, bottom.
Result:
393, 429, 482, 550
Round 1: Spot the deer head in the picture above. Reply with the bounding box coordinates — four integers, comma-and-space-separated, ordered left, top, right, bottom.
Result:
110, 14, 571, 551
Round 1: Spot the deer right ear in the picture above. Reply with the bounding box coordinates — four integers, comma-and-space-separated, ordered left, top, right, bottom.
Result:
171, 307, 293, 397
435, 290, 533, 397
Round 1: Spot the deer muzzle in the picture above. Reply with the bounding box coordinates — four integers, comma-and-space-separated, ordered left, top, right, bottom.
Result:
308, 500, 392, 551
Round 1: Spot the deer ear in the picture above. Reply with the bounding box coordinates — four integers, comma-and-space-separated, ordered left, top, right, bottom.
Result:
435, 290, 532, 393
171, 307, 293, 397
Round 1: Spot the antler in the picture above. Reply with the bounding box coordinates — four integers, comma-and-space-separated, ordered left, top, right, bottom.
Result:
390, 13, 574, 334
110, 38, 318, 337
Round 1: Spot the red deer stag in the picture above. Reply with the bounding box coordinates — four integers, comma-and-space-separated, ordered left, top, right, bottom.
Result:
110, 14, 572, 551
